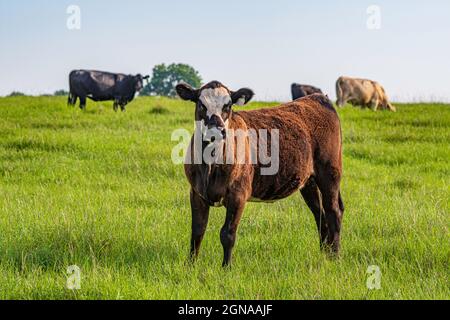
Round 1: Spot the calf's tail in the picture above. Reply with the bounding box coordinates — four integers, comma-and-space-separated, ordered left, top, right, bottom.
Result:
338, 111, 344, 215
338, 191, 344, 213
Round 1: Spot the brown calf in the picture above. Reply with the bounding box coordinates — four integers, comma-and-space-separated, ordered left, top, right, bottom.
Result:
176, 81, 344, 267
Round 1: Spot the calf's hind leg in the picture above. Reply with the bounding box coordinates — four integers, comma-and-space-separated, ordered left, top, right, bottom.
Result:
315, 167, 344, 256
300, 178, 328, 249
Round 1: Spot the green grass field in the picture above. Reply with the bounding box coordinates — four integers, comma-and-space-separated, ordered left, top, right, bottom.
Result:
0, 96, 448, 300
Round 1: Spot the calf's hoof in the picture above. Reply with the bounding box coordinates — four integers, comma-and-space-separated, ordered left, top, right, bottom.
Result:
320, 242, 341, 259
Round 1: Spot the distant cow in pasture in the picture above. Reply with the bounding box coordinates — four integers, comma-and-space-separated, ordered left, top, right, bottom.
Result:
176, 80, 344, 267
336, 76, 396, 111
68, 70, 149, 111
291, 83, 323, 100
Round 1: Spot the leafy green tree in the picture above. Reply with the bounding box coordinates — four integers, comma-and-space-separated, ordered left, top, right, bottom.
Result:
54, 89, 69, 96
141, 63, 202, 97
8, 91, 26, 97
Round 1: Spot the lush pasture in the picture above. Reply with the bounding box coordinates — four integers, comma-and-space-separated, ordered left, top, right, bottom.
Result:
0, 96, 448, 300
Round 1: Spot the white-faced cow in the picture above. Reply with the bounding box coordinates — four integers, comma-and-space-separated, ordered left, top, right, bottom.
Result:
176, 81, 344, 267
336, 76, 396, 111
291, 83, 323, 100
68, 70, 149, 111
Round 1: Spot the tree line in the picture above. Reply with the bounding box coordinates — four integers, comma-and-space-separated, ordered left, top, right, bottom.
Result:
4, 63, 202, 98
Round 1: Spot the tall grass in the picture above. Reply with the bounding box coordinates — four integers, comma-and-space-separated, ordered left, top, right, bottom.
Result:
0, 96, 448, 299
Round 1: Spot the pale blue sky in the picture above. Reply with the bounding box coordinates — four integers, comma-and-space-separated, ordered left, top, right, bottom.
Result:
1, 0, 449, 101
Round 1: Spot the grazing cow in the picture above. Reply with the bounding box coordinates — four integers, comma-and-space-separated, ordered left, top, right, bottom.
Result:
336, 76, 396, 111
176, 81, 344, 267
291, 83, 323, 100
68, 70, 149, 111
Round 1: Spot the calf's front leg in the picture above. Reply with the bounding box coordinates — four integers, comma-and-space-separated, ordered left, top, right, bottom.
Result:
221, 197, 246, 267
189, 190, 210, 262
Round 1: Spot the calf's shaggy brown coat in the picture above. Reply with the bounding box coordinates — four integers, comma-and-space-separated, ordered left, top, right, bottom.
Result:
177, 81, 344, 267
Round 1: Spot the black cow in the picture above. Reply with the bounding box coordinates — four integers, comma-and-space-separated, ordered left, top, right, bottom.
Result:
291, 83, 323, 101
68, 70, 149, 111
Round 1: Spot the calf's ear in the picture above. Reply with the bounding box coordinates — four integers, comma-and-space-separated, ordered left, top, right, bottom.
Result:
231, 88, 254, 106
176, 83, 198, 102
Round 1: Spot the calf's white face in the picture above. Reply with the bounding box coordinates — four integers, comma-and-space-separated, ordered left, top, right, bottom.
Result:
199, 87, 232, 140
200, 88, 232, 120
176, 81, 255, 141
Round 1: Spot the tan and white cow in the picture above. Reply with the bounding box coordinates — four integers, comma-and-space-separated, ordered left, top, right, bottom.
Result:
336, 76, 396, 111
